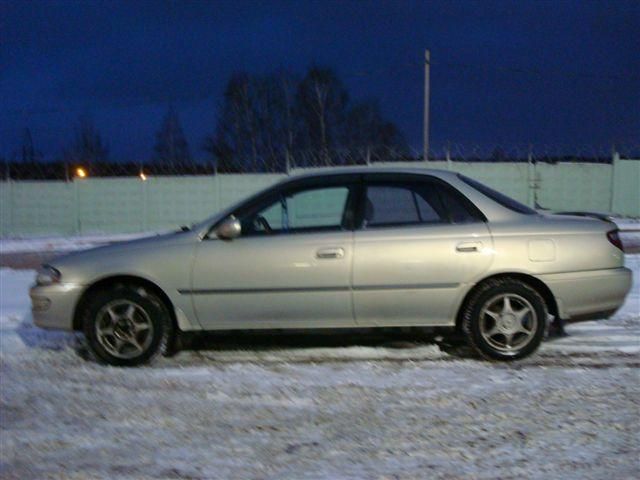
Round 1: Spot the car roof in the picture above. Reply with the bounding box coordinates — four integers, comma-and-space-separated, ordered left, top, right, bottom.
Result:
287, 166, 456, 181
281, 166, 526, 223
195, 165, 530, 233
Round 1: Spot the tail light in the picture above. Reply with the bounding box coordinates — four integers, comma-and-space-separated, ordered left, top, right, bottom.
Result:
607, 230, 624, 252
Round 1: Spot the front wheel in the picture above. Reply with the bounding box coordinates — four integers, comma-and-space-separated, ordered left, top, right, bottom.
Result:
462, 279, 547, 361
81, 286, 173, 366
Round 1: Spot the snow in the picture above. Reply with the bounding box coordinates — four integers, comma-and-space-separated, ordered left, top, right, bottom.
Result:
613, 217, 640, 231
0, 232, 161, 254
1, 257, 639, 478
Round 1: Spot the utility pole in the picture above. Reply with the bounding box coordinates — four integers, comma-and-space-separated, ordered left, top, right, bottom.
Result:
423, 49, 431, 163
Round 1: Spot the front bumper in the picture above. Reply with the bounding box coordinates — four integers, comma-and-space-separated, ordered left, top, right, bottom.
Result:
30, 283, 85, 331
537, 267, 632, 320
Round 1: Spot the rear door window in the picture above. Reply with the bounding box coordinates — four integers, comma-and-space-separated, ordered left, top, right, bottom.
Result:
365, 186, 423, 226
364, 183, 445, 228
363, 177, 483, 228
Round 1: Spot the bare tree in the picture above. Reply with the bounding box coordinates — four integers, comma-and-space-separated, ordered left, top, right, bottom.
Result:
342, 100, 407, 162
153, 107, 192, 169
205, 66, 407, 171
204, 73, 254, 172
62, 115, 108, 166
295, 67, 349, 163
279, 70, 297, 168
19, 128, 43, 163
205, 72, 299, 172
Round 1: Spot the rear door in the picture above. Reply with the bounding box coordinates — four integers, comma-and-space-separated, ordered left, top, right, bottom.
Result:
352, 174, 494, 326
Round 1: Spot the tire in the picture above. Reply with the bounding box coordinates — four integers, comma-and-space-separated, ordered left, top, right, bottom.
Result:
462, 278, 547, 361
81, 285, 173, 366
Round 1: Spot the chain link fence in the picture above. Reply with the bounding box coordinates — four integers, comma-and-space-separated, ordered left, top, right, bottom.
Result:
2, 144, 639, 180
1, 149, 638, 237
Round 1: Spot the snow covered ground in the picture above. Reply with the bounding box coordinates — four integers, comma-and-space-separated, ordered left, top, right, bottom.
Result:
614, 217, 640, 230
0, 232, 160, 254
1, 258, 639, 479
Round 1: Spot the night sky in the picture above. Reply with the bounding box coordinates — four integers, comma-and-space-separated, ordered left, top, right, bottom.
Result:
2, 0, 639, 161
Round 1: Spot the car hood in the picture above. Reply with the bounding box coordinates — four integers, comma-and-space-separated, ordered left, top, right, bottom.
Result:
49, 230, 197, 270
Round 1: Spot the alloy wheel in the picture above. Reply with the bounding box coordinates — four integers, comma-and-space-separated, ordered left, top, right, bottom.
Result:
95, 299, 154, 359
478, 293, 538, 355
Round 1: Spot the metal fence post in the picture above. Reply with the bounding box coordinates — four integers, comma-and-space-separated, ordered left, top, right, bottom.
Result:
215, 173, 222, 213
609, 150, 619, 213
73, 178, 81, 235
6, 177, 13, 236
527, 145, 536, 208
3, 157, 12, 235
142, 175, 148, 232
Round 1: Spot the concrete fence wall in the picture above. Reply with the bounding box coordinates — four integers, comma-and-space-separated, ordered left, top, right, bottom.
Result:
1, 159, 638, 237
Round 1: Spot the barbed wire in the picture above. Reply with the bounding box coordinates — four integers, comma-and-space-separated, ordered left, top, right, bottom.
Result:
2, 144, 639, 180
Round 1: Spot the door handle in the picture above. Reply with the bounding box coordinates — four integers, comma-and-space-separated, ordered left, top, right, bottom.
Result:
456, 242, 482, 253
316, 247, 345, 259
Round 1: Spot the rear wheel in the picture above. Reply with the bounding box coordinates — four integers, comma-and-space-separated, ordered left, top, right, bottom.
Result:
462, 279, 547, 361
81, 286, 173, 366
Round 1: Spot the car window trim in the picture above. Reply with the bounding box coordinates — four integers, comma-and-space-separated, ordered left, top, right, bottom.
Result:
363, 219, 448, 230
411, 190, 423, 222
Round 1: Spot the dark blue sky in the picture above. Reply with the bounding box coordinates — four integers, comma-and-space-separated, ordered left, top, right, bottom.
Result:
2, 0, 639, 161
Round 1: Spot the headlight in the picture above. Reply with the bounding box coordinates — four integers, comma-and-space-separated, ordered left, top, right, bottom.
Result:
36, 265, 61, 286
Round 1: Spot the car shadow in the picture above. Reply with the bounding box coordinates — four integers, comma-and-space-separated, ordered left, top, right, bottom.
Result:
13, 314, 479, 363
175, 328, 480, 361
15, 314, 78, 351
182, 327, 431, 350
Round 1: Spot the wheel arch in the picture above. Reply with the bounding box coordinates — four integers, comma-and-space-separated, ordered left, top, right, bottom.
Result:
72, 275, 178, 332
455, 272, 558, 330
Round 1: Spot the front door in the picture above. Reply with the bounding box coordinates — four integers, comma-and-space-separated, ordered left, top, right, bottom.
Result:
191, 181, 358, 329
353, 175, 494, 326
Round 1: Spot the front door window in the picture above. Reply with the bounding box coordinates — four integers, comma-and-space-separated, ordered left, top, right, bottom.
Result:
241, 186, 352, 235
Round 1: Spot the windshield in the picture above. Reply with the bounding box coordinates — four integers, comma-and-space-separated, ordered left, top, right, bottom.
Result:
457, 174, 537, 215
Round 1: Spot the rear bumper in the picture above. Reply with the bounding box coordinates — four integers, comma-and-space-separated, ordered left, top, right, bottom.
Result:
536, 267, 632, 320
29, 283, 84, 331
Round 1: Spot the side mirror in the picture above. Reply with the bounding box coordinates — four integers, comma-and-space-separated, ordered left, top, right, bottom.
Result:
215, 216, 241, 240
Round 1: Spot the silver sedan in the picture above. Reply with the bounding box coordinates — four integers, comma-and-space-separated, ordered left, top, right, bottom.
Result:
31, 168, 632, 365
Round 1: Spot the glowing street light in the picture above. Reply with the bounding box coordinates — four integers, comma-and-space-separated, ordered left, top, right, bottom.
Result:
139, 172, 148, 181
75, 167, 87, 178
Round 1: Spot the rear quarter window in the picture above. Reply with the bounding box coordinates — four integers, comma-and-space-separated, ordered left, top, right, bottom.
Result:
457, 174, 537, 215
